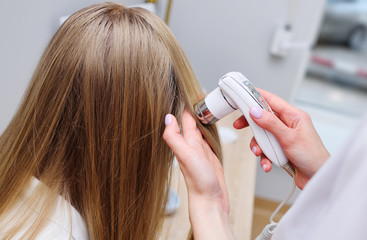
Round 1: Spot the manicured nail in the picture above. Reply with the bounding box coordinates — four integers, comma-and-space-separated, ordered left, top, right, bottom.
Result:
262, 164, 267, 172
165, 114, 172, 126
250, 106, 263, 119
252, 146, 257, 155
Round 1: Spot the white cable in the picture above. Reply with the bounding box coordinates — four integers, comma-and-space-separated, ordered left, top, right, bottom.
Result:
255, 181, 296, 240
255, 222, 277, 240
270, 181, 296, 222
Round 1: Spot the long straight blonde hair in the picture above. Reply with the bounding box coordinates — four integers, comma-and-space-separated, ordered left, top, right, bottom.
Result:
0, 2, 221, 240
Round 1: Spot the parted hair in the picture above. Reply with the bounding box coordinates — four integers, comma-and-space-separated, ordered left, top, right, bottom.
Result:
0, 2, 221, 240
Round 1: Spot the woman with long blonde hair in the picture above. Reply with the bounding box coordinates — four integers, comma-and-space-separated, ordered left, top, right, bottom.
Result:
0, 2, 222, 239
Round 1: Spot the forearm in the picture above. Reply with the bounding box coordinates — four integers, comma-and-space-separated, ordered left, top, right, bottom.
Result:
188, 196, 235, 240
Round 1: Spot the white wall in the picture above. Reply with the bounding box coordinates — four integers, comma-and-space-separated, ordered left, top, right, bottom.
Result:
0, 0, 147, 134
168, 0, 325, 99
168, 0, 325, 203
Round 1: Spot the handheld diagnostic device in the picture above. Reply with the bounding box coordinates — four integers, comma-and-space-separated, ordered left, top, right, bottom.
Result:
195, 72, 294, 176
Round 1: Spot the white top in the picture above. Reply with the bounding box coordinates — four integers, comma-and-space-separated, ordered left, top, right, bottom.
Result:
1, 178, 89, 240
273, 117, 367, 239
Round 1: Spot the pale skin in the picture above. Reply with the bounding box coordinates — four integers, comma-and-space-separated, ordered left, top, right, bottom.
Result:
234, 89, 330, 190
162, 89, 330, 239
163, 110, 235, 240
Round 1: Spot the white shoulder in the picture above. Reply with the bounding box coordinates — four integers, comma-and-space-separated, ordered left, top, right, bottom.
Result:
34, 178, 89, 240
34, 197, 90, 240
1, 178, 89, 240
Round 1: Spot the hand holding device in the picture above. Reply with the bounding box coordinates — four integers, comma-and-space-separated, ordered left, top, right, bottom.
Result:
234, 88, 330, 189
195, 72, 295, 176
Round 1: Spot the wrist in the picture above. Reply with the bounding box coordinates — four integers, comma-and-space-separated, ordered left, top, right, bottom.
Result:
188, 195, 235, 240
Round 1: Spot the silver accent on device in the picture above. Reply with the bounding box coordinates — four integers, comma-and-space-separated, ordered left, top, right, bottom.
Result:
195, 98, 218, 124
195, 89, 237, 125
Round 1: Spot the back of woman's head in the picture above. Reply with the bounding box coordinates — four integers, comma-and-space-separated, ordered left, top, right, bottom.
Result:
0, 2, 221, 239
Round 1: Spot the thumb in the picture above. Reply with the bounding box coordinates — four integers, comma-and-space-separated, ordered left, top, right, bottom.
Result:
249, 106, 290, 145
162, 114, 191, 165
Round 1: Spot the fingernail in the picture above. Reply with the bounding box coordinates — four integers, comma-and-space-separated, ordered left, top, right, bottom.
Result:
250, 106, 263, 119
165, 114, 172, 126
262, 164, 267, 172
252, 146, 257, 155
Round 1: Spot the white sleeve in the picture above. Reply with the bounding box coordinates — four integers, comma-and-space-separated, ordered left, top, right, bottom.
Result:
34, 199, 89, 240
272, 117, 367, 240
1, 179, 89, 240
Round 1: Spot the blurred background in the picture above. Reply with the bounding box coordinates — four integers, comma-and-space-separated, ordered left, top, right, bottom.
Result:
0, 0, 366, 238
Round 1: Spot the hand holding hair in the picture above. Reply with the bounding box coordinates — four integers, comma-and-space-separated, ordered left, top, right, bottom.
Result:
233, 89, 330, 189
163, 109, 235, 240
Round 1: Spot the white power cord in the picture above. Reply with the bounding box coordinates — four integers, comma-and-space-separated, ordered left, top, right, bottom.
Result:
255, 181, 296, 240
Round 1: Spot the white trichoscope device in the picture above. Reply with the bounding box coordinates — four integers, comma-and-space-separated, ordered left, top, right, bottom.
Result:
195, 72, 295, 176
